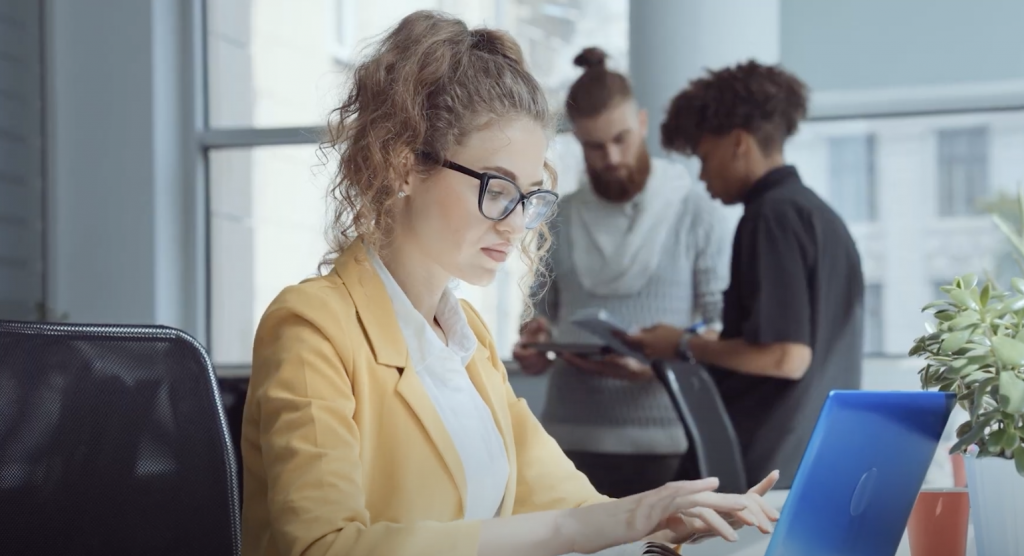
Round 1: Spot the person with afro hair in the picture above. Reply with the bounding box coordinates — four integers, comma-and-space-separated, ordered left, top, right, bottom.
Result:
625, 61, 865, 490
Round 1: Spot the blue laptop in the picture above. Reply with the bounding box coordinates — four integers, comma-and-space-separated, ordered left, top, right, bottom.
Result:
765, 390, 955, 556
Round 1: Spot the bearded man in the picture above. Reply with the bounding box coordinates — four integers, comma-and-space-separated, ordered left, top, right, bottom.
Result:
512, 48, 733, 498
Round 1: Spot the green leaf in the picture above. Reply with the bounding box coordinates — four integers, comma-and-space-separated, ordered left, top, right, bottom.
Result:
1015, 445, 1024, 479
971, 378, 998, 419
1002, 297, 1024, 314
943, 363, 979, 379
970, 286, 982, 307
966, 353, 996, 366
950, 289, 979, 311
935, 311, 957, 322
923, 300, 952, 311
971, 387, 985, 419
941, 329, 973, 354
988, 429, 1020, 453
1017, 185, 1024, 236
951, 418, 992, 454
988, 429, 1010, 454
998, 372, 1024, 414
1003, 430, 1021, 452
992, 336, 1024, 367
947, 313, 981, 330
962, 274, 979, 290
964, 369, 995, 385
971, 336, 992, 347
1014, 277, 1024, 296
959, 364, 980, 377
924, 321, 936, 334
981, 283, 992, 308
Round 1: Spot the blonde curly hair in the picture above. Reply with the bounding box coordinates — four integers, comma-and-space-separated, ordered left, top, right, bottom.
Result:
319, 10, 556, 309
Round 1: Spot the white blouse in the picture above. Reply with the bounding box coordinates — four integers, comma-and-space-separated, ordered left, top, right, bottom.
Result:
370, 253, 510, 520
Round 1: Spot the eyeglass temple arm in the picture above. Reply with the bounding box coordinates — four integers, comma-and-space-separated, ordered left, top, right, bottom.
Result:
441, 160, 486, 180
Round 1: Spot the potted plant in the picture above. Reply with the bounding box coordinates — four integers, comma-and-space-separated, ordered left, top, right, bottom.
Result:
910, 189, 1024, 556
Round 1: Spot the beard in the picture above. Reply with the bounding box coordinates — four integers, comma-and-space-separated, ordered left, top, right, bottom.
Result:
587, 143, 652, 203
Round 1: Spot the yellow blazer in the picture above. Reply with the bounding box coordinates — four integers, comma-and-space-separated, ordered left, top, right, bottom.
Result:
240, 242, 608, 556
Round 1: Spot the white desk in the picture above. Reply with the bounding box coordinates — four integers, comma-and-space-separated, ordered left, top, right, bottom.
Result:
682, 490, 976, 556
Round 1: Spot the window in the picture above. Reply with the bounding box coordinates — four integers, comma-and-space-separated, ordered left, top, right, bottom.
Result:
209, 146, 332, 365
201, 0, 629, 365
828, 134, 876, 223
330, 0, 359, 64
863, 284, 883, 355
937, 127, 989, 217
205, 0, 346, 128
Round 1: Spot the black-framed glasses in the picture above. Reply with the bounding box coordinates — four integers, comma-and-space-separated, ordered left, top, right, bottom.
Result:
441, 160, 558, 229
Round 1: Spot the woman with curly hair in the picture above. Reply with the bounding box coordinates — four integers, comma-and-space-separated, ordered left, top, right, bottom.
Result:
627, 61, 864, 491
239, 12, 778, 556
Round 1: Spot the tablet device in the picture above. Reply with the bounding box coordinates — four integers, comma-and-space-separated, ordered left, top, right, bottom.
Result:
523, 342, 610, 358
764, 390, 955, 556
569, 308, 649, 363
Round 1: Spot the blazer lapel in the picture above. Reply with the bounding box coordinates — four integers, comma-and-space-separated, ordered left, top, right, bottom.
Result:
395, 363, 468, 510
465, 349, 518, 516
334, 241, 468, 512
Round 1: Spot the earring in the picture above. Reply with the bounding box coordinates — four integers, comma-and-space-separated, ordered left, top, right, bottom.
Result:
397, 191, 408, 198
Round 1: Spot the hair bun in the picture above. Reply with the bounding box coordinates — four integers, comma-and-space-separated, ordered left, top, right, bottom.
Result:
573, 47, 608, 71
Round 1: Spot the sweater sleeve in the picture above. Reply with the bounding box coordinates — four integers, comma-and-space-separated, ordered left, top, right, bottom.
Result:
688, 191, 732, 326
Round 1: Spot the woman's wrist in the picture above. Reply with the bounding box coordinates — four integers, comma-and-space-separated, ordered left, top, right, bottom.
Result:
643, 529, 677, 544
552, 508, 580, 555
644, 527, 693, 546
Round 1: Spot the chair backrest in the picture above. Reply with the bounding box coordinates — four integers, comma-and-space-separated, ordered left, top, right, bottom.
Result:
217, 376, 250, 505
652, 360, 747, 494
0, 320, 241, 556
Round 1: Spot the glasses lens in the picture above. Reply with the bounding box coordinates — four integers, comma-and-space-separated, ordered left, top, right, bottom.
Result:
523, 192, 557, 229
481, 177, 520, 220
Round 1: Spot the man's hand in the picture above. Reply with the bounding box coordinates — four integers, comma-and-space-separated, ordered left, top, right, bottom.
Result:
623, 324, 686, 361
512, 317, 552, 375
660, 470, 781, 545
560, 353, 654, 381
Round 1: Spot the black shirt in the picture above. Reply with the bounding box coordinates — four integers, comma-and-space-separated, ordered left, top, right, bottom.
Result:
710, 166, 864, 489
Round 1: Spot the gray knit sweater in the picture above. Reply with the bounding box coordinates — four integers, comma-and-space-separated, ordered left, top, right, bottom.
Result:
536, 173, 732, 455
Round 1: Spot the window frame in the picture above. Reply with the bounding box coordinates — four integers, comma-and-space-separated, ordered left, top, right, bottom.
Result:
827, 133, 877, 223
936, 126, 990, 218
327, 0, 359, 65
862, 284, 884, 356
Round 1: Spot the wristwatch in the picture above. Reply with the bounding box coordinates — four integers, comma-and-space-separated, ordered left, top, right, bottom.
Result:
676, 321, 708, 362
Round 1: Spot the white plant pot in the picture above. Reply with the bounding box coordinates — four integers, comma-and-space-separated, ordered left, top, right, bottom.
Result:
963, 452, 1024, 556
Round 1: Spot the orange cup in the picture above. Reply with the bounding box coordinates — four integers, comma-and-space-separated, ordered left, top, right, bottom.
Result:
907, 488, 970, 556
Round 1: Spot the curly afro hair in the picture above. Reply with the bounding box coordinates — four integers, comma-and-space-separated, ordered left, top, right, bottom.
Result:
661, 61, 808, 156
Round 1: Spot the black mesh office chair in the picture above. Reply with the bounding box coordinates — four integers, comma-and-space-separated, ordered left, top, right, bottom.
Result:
652, 360, 748, 494
0, 320, 241, 556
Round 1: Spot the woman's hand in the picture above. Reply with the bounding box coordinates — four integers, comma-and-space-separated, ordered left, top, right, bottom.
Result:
657, 471, 781, 545
557, 477, 749, 554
